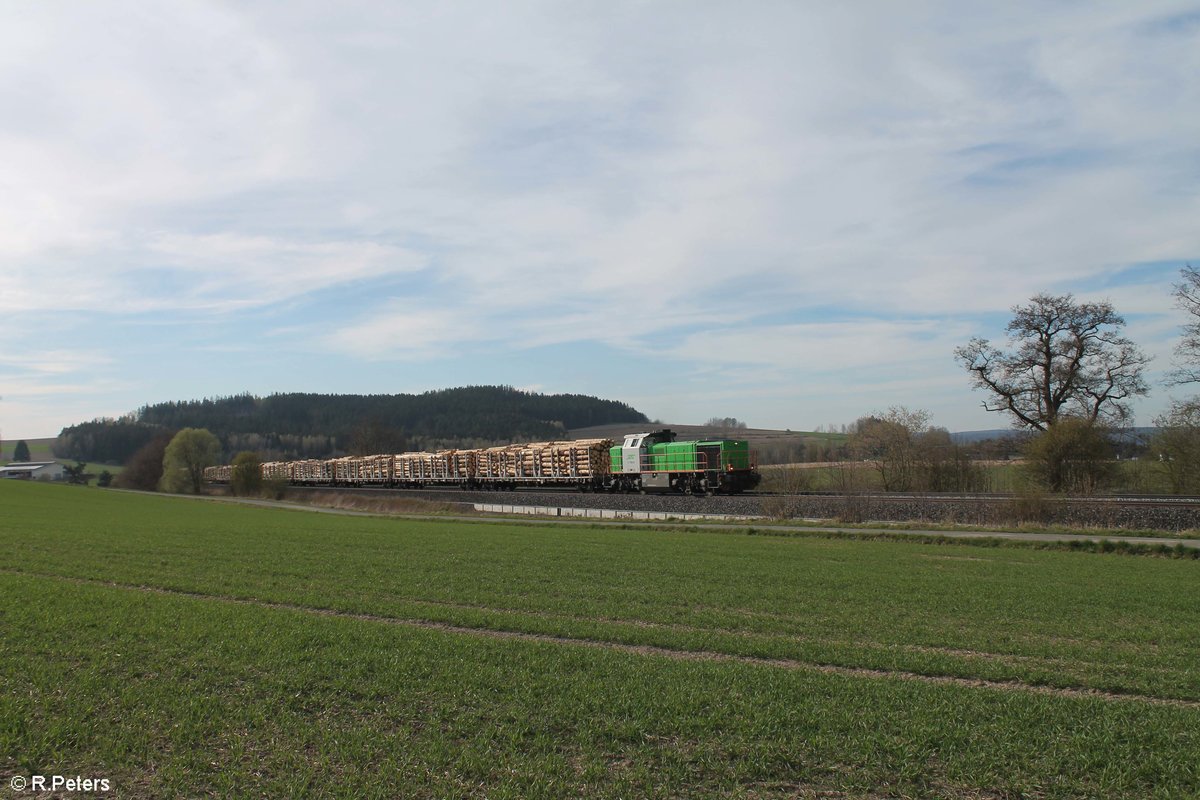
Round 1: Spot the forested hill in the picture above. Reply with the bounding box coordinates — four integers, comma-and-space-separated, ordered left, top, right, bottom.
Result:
54, 387, 649, 464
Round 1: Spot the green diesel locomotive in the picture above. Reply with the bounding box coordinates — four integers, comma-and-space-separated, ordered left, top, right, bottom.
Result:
607, 429, 759, 494
205, 429, 759, 494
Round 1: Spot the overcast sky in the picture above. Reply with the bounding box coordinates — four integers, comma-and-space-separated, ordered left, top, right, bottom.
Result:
2, 1, 1199, 439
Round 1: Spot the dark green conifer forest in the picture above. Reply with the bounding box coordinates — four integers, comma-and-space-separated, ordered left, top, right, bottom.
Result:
54, 386, 648, 464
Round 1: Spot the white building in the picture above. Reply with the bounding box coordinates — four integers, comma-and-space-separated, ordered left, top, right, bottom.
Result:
0, 461, 65, 481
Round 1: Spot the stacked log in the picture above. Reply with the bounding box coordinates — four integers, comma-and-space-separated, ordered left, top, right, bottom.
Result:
563, 438, 613, 477
440, 450, 476, 480
262, 461, 292, 481
368, 454, 393, 482
339, 454, 391, 483
213, 438, 616, 488
204, 465, 233, 482
329, 457, 354, 483
395, 452, 456, 481
423, 452, 452, 480
474, 445, 522, 478
471, 439, 613, 480
293, 459, 333, 484
394, 452, 424, 481
517, 442, 555, 478
516, 439, 613, 478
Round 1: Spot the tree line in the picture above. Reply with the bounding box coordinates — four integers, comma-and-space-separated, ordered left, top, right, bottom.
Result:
54, 386, 649, 464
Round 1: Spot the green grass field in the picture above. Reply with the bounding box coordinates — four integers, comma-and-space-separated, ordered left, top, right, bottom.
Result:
2, 482, 1198, 798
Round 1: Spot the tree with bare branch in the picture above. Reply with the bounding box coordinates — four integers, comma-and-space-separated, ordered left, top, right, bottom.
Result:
1168, 264, 1200, 386
850, 407, 930, 491
955, 294, 1150, 431
1150, 266, 1200, 494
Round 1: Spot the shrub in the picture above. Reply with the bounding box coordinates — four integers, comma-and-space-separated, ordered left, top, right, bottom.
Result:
114, 432, 175, 491
159, 428, 221, 494
230, 451, 264, 497
1021, 418, 1116, 494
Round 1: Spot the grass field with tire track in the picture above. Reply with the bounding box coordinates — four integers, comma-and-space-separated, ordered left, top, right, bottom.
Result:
1, 481, 1197, 798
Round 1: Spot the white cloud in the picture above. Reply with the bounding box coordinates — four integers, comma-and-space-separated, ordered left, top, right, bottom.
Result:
321, 306, 484, 360
659, 320, 975, 374
0, 350, 112, 376
1, 1, 1198, 434
6, 2, 1198, 323
0, 2, 316, 255
0, 377, 128, 400
143, 233, 428, 310
0, 234, 426, 315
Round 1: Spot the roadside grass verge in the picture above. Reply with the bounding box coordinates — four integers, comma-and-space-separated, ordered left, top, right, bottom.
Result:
3, 481, 1199, 796
281, 488, 469, 516
685, 513, 1200, 543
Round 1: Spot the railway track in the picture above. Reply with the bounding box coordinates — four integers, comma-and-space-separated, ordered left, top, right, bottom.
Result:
755, 491, 1200, 506
283, 485, 1200, 531
290, 484, 1200, 505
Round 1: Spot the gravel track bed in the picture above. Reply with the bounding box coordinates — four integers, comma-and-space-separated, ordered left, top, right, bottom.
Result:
302, 487, 767, 517
296, 487, 1200, 531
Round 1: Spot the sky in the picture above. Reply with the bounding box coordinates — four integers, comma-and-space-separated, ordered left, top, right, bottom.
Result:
2, 1, 1199, 439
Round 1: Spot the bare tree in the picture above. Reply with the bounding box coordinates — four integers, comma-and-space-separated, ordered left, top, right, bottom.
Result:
850, 407, 930, 492
920, 427, 989, 493
1151, 400, 1200, 494
704, 417, 748, 432
1150, 267, 1200, 494
1168, 264, 1200, 386
955, 294, 1150, 431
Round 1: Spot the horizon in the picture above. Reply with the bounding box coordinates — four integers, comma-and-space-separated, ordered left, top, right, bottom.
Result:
2, 3, 1198, 439
0, 381, 1065, 443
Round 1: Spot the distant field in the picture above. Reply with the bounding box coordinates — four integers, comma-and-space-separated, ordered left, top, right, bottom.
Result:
2, 482, 1197, 798
1, 436, 57, 461
761, 459, 1175, 495
570, 422, 843, 441
1, 437, 123, 484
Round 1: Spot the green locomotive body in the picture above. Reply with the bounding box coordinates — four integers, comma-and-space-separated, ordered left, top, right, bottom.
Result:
608, 429, 759, 494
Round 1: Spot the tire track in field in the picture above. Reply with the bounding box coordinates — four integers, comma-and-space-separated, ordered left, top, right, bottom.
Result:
5, 567, 1199, 710
391, 595, 1182, 679
194, 581, 1174, 678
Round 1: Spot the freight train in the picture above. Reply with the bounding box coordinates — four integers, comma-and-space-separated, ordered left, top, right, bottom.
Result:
204, 429, 760, 494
